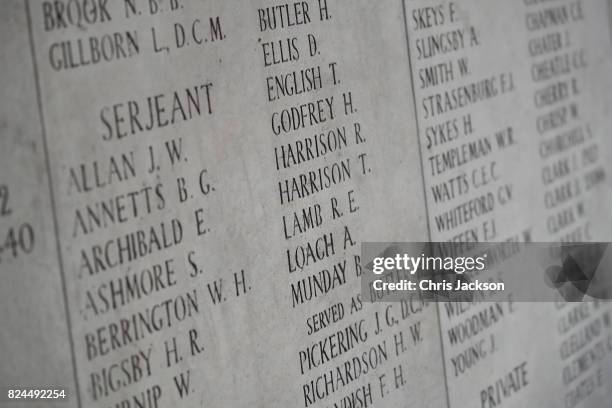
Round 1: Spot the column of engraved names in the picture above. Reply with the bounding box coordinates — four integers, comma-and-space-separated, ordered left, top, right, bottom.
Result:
524, 1, 611, 407
258, 1, 434, 406
30, 0, 235, 406
403, 2, 533, 407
